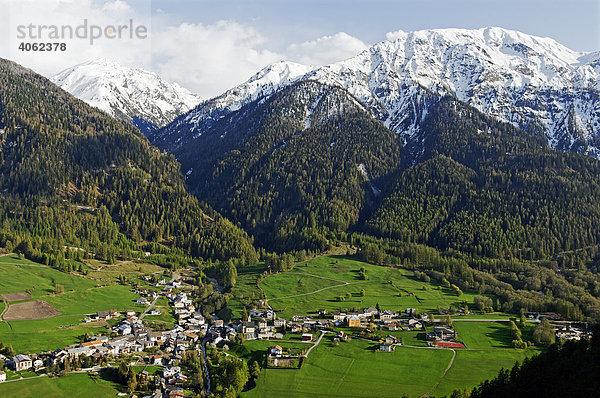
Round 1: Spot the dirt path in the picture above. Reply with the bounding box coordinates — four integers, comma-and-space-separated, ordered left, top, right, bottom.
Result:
283, 272, 350, 284
0, 261, 47, 268
429, 348, 456, 395
1, 374, 47, 383
0, 298, 7, 321
93, 260, 133, 272
266, 275, 369, 302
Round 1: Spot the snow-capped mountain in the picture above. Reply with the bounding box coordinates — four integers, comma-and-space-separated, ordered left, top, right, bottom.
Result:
150, 61, 312, 145
51, 59, 203, 130
306, 27, 600, 156
155, 27, 600, 158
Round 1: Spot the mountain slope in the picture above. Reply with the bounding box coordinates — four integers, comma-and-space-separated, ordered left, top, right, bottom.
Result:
366, 95, 600, 259
306, 27, 600, 156
51, 59, 202, 132
154, 27, 600, 159
168, 80, 403, 251
149, 61, 312, 151
0, 58, 256, 264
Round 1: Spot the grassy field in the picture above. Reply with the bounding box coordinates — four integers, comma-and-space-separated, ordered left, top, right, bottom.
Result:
144, 303, 176, 330
242, 337, 453, 397
454, 321, 537, 349
0, 255, 140, 353
236, 334, 541, 397
230, 339, 312, 365
224, 255, 542, 397
254, 256, 488, 319
433, 349, 540, 396
0, 255, 99, 297
86, 260, 165, 284
0, 373, 121, 397
220, 264, 266, 321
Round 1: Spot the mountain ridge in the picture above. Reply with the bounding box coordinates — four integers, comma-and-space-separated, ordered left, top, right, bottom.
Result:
152, 26, 600, 159
51, 58, 203, 132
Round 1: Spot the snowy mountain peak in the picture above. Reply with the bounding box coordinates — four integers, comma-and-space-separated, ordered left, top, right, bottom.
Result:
305, 27, 600, 154
157, 27, 600, 158
52, 59, 203, 129
248, 61, 314, 85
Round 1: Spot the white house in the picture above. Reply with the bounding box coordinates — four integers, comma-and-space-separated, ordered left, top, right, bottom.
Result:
269, 345, 283, 357
13, 354, 32, 371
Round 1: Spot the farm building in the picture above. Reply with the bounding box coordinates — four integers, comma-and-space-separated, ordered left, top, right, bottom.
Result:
12, 354, 32, 371
427, 326, 456, 341
270, 345, 283, 357
380, 343, 395, 352
302, 333, 313, 342
347, 315, 361, 328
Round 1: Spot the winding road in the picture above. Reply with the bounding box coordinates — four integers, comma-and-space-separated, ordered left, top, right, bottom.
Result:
139, 273, 178, 320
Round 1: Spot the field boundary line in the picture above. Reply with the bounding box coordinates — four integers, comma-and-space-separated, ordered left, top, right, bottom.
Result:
0, 298, 7, 321
430, 348, 456, 395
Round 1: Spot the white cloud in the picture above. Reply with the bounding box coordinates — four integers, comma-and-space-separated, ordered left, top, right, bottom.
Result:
0, 0, 372, 100
0, 0, 152, 77
385, 29, 407, 41
150, 20, 283, 98
286, 32, 368, 67
102, 0, 132, 13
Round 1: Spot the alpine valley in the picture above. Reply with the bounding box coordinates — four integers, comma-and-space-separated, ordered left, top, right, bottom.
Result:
1, 26, 599, 398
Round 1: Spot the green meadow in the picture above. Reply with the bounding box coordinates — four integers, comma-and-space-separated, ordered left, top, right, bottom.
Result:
434, 349, 539, 396
0, 373, 121, 397
242, 337, 453, 397
0, 255, 139, 353
255, 256, 486, 319
225, 255, 542, 397
236, 335, 541, 397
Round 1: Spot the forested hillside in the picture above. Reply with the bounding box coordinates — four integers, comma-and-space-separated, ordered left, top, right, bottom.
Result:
461, 325, 600, 398
367, 96, 600, 260
172, 81, 404, 251
0, 58, 257, 266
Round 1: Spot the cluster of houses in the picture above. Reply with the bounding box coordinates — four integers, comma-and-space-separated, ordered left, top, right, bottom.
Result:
555, 324, 592, 341
330, 307, 426, 331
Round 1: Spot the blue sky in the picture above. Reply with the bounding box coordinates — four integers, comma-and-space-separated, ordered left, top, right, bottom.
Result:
1, 0, 598, 97
149, 0, 599, 52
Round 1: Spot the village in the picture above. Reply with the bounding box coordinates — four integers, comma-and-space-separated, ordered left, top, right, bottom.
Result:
0, 271, 592, 397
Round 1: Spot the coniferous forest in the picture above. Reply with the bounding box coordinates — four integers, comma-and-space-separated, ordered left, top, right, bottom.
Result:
0, 58, 257, 268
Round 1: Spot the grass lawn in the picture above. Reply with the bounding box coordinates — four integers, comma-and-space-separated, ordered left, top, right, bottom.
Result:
0, 254, 100, 297
144, 305, 176, 329
255, 256, 488, 319
242, 337, 453, 398
0, 316, 108, 353
43, 284, 138, 314
229, 340, 311, 365
220, 264, 266, 321
239, 335, 542, 398
433, 348, 541, 396
0, 373, 121, 397
0, 255, 139, 353
453, 321, 537, 349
